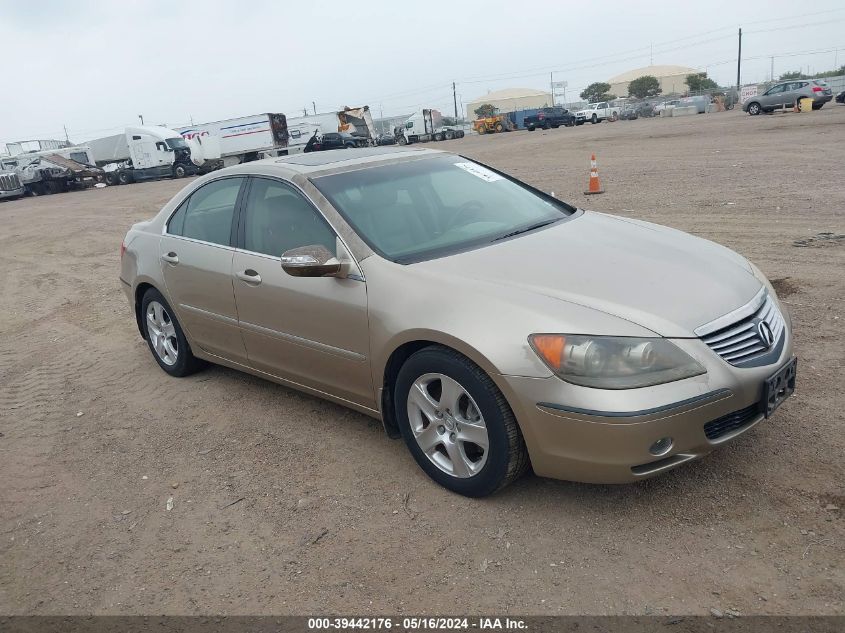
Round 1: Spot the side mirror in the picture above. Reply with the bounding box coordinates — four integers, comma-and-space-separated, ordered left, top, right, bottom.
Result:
281, 245, 341, 277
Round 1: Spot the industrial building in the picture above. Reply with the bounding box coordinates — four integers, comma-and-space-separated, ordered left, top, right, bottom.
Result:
607, 64, 701, 97
465, 88, 553, 118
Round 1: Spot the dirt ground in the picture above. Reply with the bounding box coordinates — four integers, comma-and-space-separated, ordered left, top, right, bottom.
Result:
1, 106, 843, 616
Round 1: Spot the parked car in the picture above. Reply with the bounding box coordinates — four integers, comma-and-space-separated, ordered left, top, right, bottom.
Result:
376, 133, 396, 146
523, 107, 576, 130
121, 146, 795, 497
619, 105, 639, 120
743, 79, 833, 115
653, 99, 680, 115
303, 131, 366, 152
835, 90, 845, 104
679, 95, 711, 113
575, 102, 619, 124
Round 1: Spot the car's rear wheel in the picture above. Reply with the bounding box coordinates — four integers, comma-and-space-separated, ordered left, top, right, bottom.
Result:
812, 103, 823, 110
591, 114, 598, 124
395, 346, 529, 497
141, 288, 203, 377
748, 102, 761, 115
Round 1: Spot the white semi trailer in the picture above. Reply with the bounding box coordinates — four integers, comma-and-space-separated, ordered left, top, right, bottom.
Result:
87, 126, 198, 185
176, 113, 296, 169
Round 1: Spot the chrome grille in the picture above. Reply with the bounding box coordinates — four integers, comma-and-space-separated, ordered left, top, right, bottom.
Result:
697, 291, 785, 365
1, 173, 21, 191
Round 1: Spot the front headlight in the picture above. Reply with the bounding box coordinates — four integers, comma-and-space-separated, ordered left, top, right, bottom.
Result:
528, 334, 706, 389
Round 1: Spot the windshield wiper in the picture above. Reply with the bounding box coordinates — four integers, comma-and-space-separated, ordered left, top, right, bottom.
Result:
493, 218, 560, 242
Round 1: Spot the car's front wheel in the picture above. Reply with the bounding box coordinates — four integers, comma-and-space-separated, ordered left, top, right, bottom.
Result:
141, 288, 204, 377
747, 102, 761, 115
395, 346, 529, 497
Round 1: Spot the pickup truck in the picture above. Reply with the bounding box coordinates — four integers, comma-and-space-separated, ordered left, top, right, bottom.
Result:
575, 102, 620, 125
523, 107, 576, 131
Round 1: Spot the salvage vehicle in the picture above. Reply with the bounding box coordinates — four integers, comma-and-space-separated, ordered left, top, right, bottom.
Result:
120, 147, 796, 497
743, 79, 833, 115
473, 113, 515, 134
303, 131, 366, 152
0, 169, 25, 200
2, 153, 104, 196
575, 101, 619, 124
177, 113, 295, 170
523, 107, 576, 130
88, 126, 198, 185
394, 109, 465, 144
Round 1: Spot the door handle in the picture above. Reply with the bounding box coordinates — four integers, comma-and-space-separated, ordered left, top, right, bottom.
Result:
236, 269, 262, 285
161, 252, 179, 265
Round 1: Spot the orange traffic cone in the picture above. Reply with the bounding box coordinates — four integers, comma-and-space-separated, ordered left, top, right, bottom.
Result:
584, 154, 604, 195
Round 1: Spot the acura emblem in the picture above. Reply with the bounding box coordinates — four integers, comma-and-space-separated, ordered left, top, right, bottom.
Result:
757, 320, 775, 348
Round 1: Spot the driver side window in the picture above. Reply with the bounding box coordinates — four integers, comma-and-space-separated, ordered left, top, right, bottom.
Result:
242, 178, 337, 258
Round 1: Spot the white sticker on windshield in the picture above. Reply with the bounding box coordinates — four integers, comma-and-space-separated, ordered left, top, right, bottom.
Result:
453, 162, 503, 182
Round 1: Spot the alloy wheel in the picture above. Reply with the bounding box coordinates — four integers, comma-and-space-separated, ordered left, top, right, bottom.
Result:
146, 301, 179, 366
406, 373, 489, 478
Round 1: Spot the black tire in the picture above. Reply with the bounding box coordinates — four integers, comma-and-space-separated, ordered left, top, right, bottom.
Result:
812, 103, 823, 110
591, 114, 598, 124
104, 172, 117, 186
551, 123, 559, 129
397, 135, 407, 145
117, 170, 132, 185
444, 130, 454, 140
434, 132, 444, 141
747, 102, 761, 116
494, 122, 504, 133
394, 346, 529, 497
527, 126, 535, 131
140, 288, 204, 377
173, 163, 187, 178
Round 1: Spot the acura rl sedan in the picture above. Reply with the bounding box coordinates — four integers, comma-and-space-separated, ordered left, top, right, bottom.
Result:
120, 147, 796, 497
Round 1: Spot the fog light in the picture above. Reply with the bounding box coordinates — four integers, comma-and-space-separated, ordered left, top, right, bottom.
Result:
649, 437, 673, 456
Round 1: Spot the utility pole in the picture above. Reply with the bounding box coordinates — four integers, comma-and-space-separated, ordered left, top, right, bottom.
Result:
138, 114, 144, 125
736, 27, 742, 91
452, 82, 458, 120
550, 72, 555, 106
63, 124, 70, 144
770, 56, 774, 82
650, 43, 653, 66
312, 101, 317, 115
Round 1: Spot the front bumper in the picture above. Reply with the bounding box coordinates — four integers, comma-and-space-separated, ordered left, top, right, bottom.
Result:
496, 327, 794, 484
0, 186, 25, 199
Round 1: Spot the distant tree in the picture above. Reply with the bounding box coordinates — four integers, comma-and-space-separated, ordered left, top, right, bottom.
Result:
781, 65, 845, 79
441, 116, 457, 126
628, 75, 662, 99
474, 103, 497, 118
778, 70, 809, 80
685, 72, 719, 93
580, 82, 616, 103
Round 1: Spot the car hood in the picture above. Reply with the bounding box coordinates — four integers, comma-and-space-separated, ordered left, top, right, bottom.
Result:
415, 211, 762, 337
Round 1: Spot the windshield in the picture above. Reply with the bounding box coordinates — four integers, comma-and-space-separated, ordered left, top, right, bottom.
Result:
166, 137, 187, 149
312, 155, 575, 263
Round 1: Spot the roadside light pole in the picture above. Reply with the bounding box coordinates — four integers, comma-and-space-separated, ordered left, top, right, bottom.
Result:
736, 27, 742, 92
138, 114, 144, 125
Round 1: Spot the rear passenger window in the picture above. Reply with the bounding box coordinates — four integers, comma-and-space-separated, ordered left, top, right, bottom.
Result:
168, 178, 243, 246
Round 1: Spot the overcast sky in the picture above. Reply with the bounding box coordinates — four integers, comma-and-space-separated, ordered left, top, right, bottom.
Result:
2, 0, 844, 146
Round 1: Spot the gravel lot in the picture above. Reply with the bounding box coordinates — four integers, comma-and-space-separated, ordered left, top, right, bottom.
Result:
1, 106, 843, 616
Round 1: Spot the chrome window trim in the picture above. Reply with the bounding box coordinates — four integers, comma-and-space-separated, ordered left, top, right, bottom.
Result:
694, 287, 767, 337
